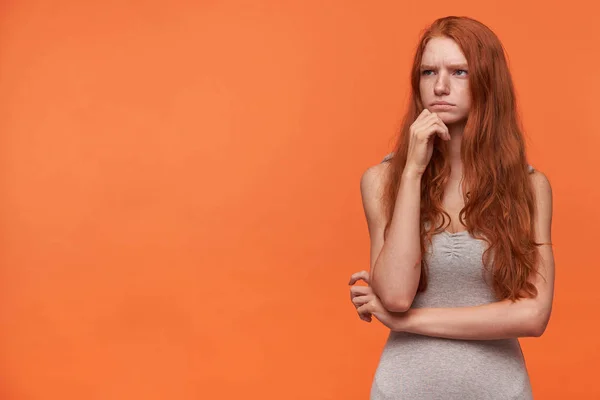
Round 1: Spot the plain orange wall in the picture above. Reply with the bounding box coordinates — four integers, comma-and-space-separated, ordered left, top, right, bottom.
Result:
0, 1, 598, 399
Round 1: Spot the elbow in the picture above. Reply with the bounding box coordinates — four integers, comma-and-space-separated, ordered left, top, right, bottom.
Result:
528, 322, 547, 338
371, 260, 420, 314
380, 295, 413, 313
527, 307, 551, 337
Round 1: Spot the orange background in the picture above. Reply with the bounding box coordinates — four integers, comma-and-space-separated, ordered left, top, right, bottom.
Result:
0, 1, 598, 399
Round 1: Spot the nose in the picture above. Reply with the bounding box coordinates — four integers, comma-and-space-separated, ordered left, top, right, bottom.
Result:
434, 73, 450, 96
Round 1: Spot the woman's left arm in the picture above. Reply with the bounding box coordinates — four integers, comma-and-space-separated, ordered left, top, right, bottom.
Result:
392, 171, 555, 340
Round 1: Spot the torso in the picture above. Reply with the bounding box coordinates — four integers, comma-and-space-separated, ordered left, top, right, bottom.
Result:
370, 155, 535, 399
439, 177, 466, 233
370, 209, 532, 400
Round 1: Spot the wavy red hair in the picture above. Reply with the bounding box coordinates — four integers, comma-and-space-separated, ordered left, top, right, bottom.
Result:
384, 16, 542, 301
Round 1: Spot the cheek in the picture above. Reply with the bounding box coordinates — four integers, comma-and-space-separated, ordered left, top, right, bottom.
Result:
462, 84, 471, 103
420, 82, 434, 104
419, 83, 427, 99
456, 87, 471, 108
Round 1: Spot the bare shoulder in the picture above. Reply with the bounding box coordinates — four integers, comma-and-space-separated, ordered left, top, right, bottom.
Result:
528, 169, 553, 242
529, 169, 553, 208
360, 162, 392, 226
360, 162, 391, 200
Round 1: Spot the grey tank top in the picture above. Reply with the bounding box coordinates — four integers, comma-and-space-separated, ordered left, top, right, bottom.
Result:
370, 155, 534, 399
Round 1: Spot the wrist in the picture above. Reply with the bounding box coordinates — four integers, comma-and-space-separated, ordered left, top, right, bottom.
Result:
393, 308, 417, 333
402, 166, 424, 181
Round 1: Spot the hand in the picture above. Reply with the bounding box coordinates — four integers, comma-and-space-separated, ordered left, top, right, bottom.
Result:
404, 109, 450, 176
356, 292, 405, 331
349, 270, 411, 331
348, 270, 373, 322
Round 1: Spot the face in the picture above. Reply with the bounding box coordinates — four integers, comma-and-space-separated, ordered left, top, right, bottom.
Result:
419, 37, 471, 125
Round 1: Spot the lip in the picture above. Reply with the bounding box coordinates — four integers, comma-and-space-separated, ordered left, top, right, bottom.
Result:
430, 101, 455, 106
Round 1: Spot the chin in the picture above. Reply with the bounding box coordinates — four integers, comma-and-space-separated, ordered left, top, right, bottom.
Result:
438, 113, 467, 125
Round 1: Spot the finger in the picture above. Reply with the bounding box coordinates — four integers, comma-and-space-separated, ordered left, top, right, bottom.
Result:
431, 120, 450, 141
411, 110, 435, 133
356, 302, 373, 315
431, 114, 450, 140
357, 304, 373, 322
414, 123, 442, 142
416, 108, 431, 120
348, 270, 370, 285
418, 119, 449, 142
357, 307, 372, 322
420, 111, 440, 125
350, 285, 372, 299
352, 293, 374, 307
415, 108, 431, 124
413, 112, 441, 134
410, 109, 436, 132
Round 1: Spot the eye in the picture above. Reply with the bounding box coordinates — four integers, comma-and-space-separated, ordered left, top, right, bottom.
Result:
455, 69, 468, 76
421, 70, 434, 76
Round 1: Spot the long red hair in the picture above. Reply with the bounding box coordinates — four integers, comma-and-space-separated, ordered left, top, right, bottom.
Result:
384, 16, 541, 301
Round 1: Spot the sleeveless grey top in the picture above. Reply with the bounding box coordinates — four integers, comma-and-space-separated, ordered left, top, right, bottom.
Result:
370, 154, 534, 399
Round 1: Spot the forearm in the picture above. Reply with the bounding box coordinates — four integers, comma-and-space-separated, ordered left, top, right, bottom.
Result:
371, 170, 422, 310
398, 299, 545, 340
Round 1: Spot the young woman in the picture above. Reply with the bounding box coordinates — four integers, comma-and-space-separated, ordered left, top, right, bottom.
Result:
348, 16, 554, 399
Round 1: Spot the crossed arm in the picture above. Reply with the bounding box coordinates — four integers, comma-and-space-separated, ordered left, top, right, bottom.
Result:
350, 167, 554, 340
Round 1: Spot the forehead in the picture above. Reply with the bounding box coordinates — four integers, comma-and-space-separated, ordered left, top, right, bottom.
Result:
421, 37, 467, 65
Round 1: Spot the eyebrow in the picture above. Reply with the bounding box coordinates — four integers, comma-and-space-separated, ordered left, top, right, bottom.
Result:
420, 64, 469, 70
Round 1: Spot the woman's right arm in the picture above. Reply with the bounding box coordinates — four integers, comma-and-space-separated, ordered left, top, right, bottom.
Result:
361, 109, 450, 312
360, 164, 423, 312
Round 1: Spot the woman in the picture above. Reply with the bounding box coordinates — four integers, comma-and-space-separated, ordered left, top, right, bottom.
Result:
348, 16, 554, 399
